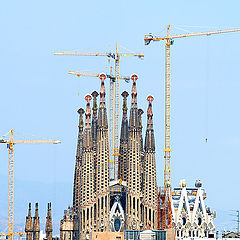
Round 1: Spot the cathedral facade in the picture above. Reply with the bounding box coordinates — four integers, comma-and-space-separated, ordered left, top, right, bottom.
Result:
171, 180, 216, 239
61, 75, 158, 240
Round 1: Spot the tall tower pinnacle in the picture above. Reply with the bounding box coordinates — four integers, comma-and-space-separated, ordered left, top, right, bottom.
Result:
85, 94, 92, 126
126, 74, 143, 230
129, 74, 139, 129
73, 108, 85, 213
33, 203, 40, 240
81, 94, 94, 204
45, 203, 52, 240
25, 203, 33, 240
79, 94, 96, 238
145, 95, 155, 150
143, 95, 158, 229
119, 91, 129, 181
98, 74, 108, 129
96, 74, 110, 231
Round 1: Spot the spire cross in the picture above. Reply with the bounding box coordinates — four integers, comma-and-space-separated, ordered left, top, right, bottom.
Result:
131, 74, 138, 102
78, 108, 85, 129
131, 74, 138, 82
92, 91, 99, 114
99, 73, 106, 81
85, 94, 92, 118
78, 108, 85, 116
85, 94, 92, 103
99, 73, 106, 102
147, 95, 154, 123
147, 95, 154, 104
121, 91, 129, 114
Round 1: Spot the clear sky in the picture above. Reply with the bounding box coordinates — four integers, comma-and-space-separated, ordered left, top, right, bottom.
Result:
0, 0, 240, 234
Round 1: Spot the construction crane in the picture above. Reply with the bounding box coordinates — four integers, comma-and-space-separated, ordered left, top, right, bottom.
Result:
54, 44, 143, 180
68, 71, 131, 83
68, 71, 137, 180
144, 25, 240, 230
0, 129, 61, 240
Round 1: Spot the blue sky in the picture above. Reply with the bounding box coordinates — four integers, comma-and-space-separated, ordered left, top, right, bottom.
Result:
0, 0, 240, 234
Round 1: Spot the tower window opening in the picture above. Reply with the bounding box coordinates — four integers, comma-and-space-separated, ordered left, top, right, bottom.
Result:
182, 217, 186, 226
87, 208, 89, 220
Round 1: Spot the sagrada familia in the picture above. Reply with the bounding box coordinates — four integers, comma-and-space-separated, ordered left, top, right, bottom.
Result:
59, 75, 158, 240
24, 75, 216, 240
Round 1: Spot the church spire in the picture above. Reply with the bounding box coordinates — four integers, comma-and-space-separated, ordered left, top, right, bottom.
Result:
119, 91, 129, 181
145, 95, 155, 151
45, 203, 52, 240
126, 73, 143, 229
33, 203, 40, 240
143, 95, 158, 229
129, 74, 139, 129
79, 94, 95, 235
73, 108, 85, 214
25, 203, 33, 240
95, 73, 110, 231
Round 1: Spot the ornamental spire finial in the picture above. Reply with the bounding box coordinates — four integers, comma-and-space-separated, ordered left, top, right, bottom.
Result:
99, 73, 106, 103
121, 91, 129, 115
91, 91, 99, 116
85, 94, 92, 125
147, 95, 154, 125
77, 108, 85, 129
131, 74, 138, 103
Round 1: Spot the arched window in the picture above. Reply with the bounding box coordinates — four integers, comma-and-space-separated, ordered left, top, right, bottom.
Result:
182, 217, 186, 226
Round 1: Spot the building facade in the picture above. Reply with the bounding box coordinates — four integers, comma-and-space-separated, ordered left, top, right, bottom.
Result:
25, 203, 53, 240
172, 180, 216, 239
60, 75, 158, 240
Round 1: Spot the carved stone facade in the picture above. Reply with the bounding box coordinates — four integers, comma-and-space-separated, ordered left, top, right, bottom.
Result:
25, 203, 52, 240
126, 76, 143, 230
142, 95, 158, 230
60, 207, 74, 240
172, 180, 216, 239
61, 75, 159, 239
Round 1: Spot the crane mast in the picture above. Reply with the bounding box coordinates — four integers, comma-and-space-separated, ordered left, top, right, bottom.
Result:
113, 44, 121, 179
8, 130, 14, 237
0, 129, 61, 240
164, 25, 171, 188
144, 25, 240, 230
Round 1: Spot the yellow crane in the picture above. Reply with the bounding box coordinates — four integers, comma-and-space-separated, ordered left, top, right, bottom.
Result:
144, 25, 240, 229
68, 71, 131, 82
68, 71, 137, 180
0, 129, 61, 240
54, 44, 143, 179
